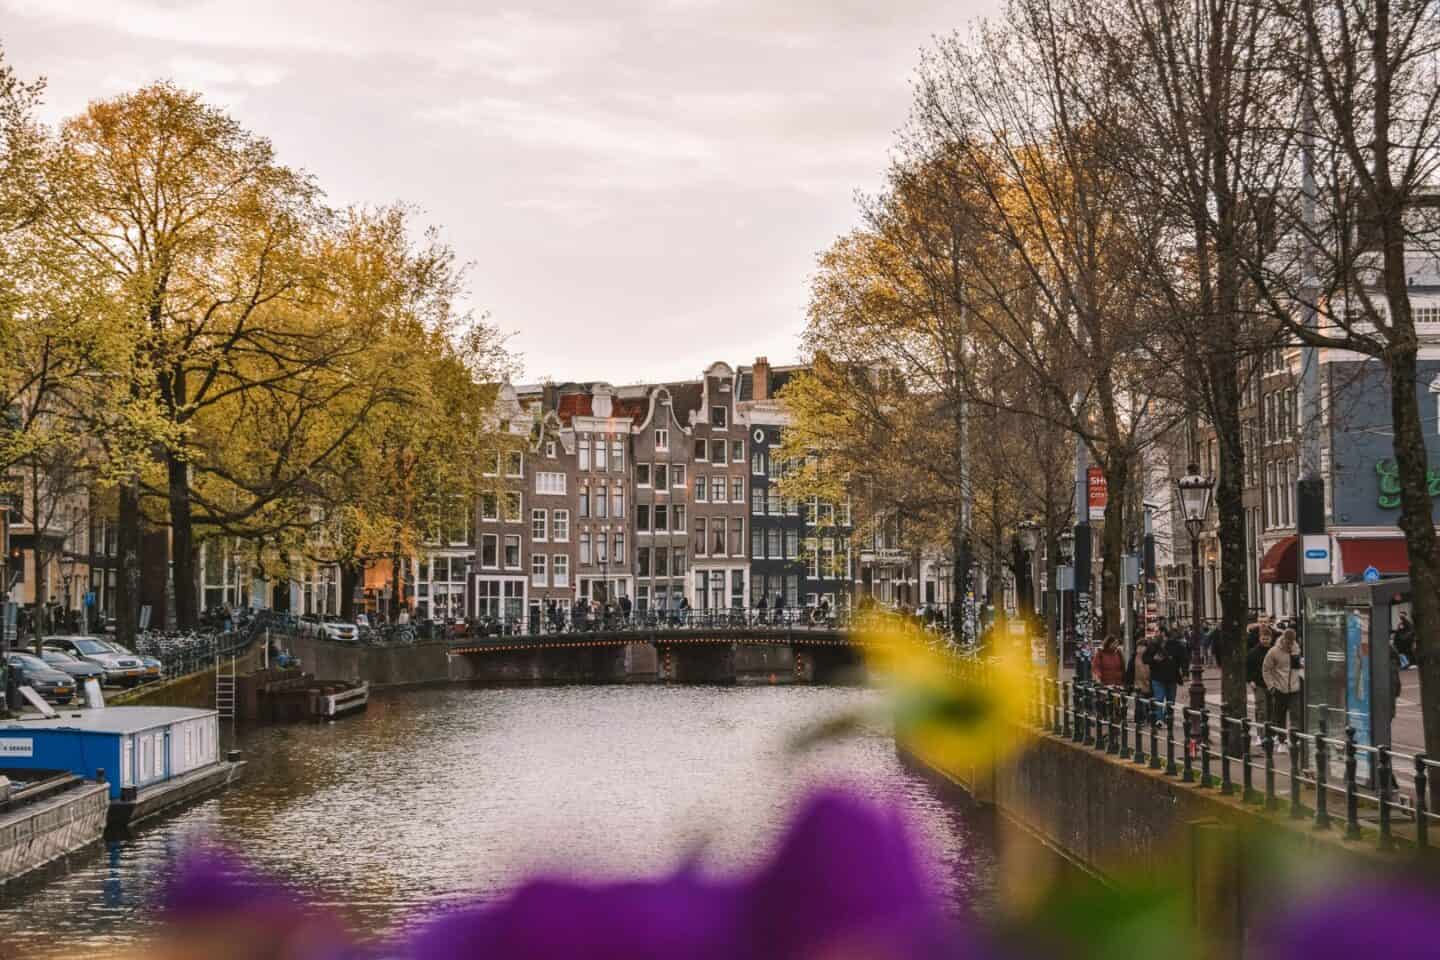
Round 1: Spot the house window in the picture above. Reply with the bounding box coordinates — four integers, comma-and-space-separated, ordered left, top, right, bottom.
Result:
612, 440, 624, 471
481, 494, 498, 521
481, 534, 499, 569
752, 489, 765, 515
536, 472, 566, 495
767, 528, 781, 558
767, 457, 781, 480
694, 438, 707, 461
553, 510, 570, 541
711, 406, 727, 428
752, 528, 764, 558
786, 574, 799, 607
611, 487, 624, 519
553, 554, 570, 587
785, 497, 798, 516
731, 569, 744, 608
506, 451, 523, 478
597, 534, 609, 563
672, 548, 686, 575
531, 553, 547, 587
546, 440, 557, 458
729, 518, 743, 556
785, 529, 799, 559
638, 547, 651, 577
637, 504, 651, 532
614, 532, 625, 563
595, 438, 607, 471
655, 504, 668, 532
694, 519, 707, 556
504, 535, 521, 569
710, 477, 726, 502
710, 440, 726, 463
655, 547, 670, 576
768, 493, 781, 516
752, 453, 765, 476
732, 440, 744, 462
637, 463, 651, 486
655, 429, 668, 451
673, 504, 685, 530
580, 531, 592, 564
578, 487, 590, 518
731, 477, 744, 503
655, 464, 669, 488
595, 485, 608, 518
672, 464, 685, 486
695, 476, 707, 501
711, 519, 726, 556
579, 442, 590, 471
504, 492, 522, 522
532, 509, 547, 542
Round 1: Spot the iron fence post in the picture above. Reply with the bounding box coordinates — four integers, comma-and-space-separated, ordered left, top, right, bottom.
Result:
1200, 707, 1212, 787
1241, 715, 1256, 803
1263, 723, 1277, 810
1416, 755, 1430, 854
1344, 727, 1360, 840
1166, 706, 1178, 776
1288, 729, 1304, 820
1182, 708, 1195, 783
1377, 745, 1394, 852
1314, 716, 1331, 831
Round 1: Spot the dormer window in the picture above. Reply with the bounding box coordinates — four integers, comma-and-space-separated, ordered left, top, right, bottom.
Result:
711, 406, 727, 429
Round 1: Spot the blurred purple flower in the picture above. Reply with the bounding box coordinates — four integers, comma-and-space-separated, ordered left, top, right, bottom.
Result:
161, 789, 973, 959
1259, 881, 1440, 960
405, 788, 966, 959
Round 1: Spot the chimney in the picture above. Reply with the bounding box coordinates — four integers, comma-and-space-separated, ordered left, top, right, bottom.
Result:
754, 356, 771, 401
542, 381, 558, 412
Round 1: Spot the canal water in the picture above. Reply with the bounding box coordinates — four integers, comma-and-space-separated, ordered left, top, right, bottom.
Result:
0, 684, 1003, 956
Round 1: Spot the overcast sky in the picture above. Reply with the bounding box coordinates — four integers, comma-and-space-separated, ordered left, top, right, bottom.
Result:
3, 0, 1001, 384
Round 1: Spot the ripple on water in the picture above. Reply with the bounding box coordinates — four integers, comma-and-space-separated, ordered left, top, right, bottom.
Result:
0, 684, 1001, 953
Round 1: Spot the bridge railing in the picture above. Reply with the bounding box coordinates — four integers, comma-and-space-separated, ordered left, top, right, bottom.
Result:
442, 609, 856, 643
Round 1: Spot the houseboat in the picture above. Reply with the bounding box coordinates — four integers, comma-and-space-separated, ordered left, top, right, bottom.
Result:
0, 706, 245, 829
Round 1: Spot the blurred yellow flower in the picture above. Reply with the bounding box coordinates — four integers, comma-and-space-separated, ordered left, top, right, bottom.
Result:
860, 613, 1035, 776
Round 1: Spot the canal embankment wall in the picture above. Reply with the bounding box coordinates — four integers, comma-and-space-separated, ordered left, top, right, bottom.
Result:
0, 778, 108, 886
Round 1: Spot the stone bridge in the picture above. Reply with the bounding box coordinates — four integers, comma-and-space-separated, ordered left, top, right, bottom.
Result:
449, 624, 865, 685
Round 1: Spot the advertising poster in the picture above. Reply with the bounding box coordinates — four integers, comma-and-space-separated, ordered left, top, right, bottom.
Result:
1347, 609, 1372, 781
1086, 467, 1107, 521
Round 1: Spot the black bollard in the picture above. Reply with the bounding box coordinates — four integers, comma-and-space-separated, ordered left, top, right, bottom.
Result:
1149, 700, 1161, 770
1200, 707, 1212, 787
1166, 706, 1178, 776
1182, 708, 1195, 783
1377, 745, 1394, 851
1288, 729, 1304, 820
1119, 692, 1130, 759
1263, 724, 1277, 810
1063, 682, 1072, 740
1241, 715, 1257, 803
1220, 713, 1234, 796
1416, 755, 1430, 853
1314, 716, 1331, 831
1344, 727, 1361, 840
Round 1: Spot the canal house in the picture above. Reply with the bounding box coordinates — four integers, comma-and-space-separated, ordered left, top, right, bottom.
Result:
0, 706, 243, 827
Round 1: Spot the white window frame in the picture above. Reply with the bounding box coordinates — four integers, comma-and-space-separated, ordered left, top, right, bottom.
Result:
546, 440, 557, 458
532, 509, 548, 542
673, 464, 685, 487
481, 534, 500, 570
553, 554, 570, 588
536, 471, 566, 496
637, 463, 651, 487
503, 534, 522, 570
553, 509, 570, 542
531, 553, 548, 587
655, 428, 669, 451
710, 476, 726, 502
506, 451, 524, 478
711, 405, 727, 429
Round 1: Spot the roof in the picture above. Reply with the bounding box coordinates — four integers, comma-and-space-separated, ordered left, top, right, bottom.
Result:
0, 705, 217, 735
557, 393, 592, 423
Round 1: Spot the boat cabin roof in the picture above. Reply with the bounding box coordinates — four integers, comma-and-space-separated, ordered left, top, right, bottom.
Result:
0, 706, 217, 736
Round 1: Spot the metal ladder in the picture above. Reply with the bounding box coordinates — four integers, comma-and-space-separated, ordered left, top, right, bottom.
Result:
214, 654, 237, 726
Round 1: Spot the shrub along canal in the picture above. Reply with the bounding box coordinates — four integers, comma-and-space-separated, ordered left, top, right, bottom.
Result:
1, 684, 1012, 955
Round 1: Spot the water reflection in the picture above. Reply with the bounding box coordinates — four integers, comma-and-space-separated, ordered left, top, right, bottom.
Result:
1, 684, 1001, 954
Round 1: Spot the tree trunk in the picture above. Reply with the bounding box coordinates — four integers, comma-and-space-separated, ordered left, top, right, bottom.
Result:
1386, 331, 1440, 808
116, 481, 142, 647
339, 561, 359, 621
1212, 368, 1249, 755
166, 452, 198, 630
390, 549, 403, 622
1099, 455, 1129, 643
950, 516, 969, 641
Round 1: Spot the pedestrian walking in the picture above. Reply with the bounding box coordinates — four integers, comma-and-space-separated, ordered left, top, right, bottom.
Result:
1263, 628, 1303, 741
756, 594, 768, 625
1096, 636, 1125, 688
1129, 634, 1153, 724
619, 594, 632, 625
1247, 625, 1272, 732
1144, 629, 1188, 726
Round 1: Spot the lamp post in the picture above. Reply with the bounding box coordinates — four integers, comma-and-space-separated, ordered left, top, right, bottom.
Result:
1176, 464, 1215, 744
60, 554, 75, 635
1017, 518, 1039, 621
1058, 531, 1074, 670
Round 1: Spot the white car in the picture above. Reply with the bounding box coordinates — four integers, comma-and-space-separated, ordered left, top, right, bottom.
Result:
44, 635, 147, 687
320, 616, 359, 642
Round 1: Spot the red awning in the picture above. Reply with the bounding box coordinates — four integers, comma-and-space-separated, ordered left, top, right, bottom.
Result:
1336, 537, 1410, 579
1259, 535, 1299, 584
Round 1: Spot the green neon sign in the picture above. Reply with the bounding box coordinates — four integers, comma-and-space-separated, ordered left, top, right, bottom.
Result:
1375, 459, 1440, 508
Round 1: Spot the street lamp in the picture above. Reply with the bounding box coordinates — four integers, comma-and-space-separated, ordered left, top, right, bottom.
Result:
1017, 518, 1039, 620
60, 554, 75, 635
1057, 531, 1074, 667
1175, 464, 1214, 743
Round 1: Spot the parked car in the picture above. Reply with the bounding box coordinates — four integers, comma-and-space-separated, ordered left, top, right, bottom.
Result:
39, 648, 106, 685
5, 652, 78, 704
96, 641, 163, 683
43, 636, 147, 687
320, 616, 359, 643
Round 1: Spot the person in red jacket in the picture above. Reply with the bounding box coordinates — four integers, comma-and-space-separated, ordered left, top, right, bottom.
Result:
1096, 635, 1126, 687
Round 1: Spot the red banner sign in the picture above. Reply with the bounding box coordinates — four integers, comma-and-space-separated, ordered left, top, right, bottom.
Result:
1087, 467, 1107, 521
